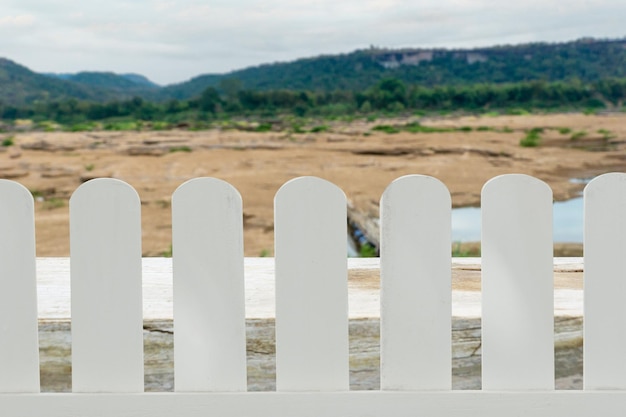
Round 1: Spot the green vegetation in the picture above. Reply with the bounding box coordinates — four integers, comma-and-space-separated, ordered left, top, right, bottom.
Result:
372, 125, 400, 134
520, 129, 542, 147
0, 73, 625, 129
359, 243, 378, 258
310, 125, 329, 133
570, 130, 587, 141
452, 242, 481, 257
169, 146, 192, 153
1, 136, 14, 146
42, 198, 66, 210
598, 129, 615, 141
84, 163, 95, 172
4, 39, 626, 128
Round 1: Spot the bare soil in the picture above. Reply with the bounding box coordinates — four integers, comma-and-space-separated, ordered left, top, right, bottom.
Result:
3, 113, 625, 257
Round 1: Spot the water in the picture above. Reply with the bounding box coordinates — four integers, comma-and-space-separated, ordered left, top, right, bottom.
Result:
451, 197, 584, 243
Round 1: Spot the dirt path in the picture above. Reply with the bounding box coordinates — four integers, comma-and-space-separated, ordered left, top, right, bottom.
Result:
2, 113, 625, 257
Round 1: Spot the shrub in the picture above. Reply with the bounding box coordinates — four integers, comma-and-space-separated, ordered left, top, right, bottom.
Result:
372, 125, 400, 134
1, 136, 14, 147
169, 146, 192, 153
310, 125, 329, 133
520, 130, 541, 147
570, 130, 587, 141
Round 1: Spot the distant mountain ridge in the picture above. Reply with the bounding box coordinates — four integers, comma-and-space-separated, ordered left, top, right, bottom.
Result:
46, 72, 160, 89
2, 37, 626, 106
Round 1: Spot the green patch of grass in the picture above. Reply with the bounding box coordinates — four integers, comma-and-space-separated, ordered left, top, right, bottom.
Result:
506, 108, 531, 116
42, 198, 66, 210
259, 249, 270, 257
452, 242, 481, 257
558, 127, 572, 135
598, 129, 615, 141
151, 121, 172, 131
310, 125, 329, 133
104, 121, 139, 131
403, 122, 452, 133
161, 244, 173, 257
372, 124, 401, 134
1, 136, 14, 147
520, 129, 541, 147
570, 130, 587, 141
500, 126, 514, 133
255, 122, 273, 132
84, 163, 95, 172
476, 126, 491, 132
169, 146, 192, 153
459, 126, 473, 132
359, 243, 378, 258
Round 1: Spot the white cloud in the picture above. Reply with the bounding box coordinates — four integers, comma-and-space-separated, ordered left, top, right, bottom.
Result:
1, 0, 626, 84
0, 14, 35, 28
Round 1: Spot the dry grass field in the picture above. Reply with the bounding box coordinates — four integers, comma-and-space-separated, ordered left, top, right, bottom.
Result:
2, 113, 625, 257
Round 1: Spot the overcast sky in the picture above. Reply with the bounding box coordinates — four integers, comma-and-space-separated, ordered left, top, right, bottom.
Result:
2, 0, 625, 85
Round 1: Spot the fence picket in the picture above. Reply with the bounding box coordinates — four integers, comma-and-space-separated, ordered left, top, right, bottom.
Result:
380, 175, 451, 390
70, 179, 144, 392
274, 176, 349, 391
481, 174, 554, 390
584, 172, 626, 389
0, 180, 39, 392
172, 178, 247, 392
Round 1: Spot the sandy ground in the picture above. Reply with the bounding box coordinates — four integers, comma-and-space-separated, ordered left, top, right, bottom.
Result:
2, 113, 625, 257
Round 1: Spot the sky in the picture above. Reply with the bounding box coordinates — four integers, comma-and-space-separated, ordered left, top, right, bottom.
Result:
2, 0, 625, 86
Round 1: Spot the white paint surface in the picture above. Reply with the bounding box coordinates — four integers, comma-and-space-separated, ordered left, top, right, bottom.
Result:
70, 179, 144, 393
584, 173, 626, 390
380, 175, 451, 390
481, 174, 554, 390
274, 177, 349, 391
0, 180, 40, 392
172, 178, 247, 392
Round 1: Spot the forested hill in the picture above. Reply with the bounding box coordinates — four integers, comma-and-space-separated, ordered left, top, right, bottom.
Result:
162, 38, 626, 98
2, 38, 626, 106
0, 59, 159, 106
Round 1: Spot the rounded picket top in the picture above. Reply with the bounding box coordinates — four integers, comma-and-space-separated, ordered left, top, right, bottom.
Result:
583, 172, 626, 389
275, 176, 346, 206
380, 175, 452, 390
69, 177, 143, 393
584, 172, 626, 198
482, 173, 552, 201
481, 173, 554, 390
172, 177, 246, 392
70, 177, 141, 208
0, 180, 39, 393
274, 176, 349, 391
173, 177, 243, 206
0, 179, 35, 259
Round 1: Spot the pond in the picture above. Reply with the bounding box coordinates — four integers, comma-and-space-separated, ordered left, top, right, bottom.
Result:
452, 196, 584, 243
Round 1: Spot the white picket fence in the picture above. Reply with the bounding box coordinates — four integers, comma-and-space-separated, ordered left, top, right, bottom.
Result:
0, 173, 625, 416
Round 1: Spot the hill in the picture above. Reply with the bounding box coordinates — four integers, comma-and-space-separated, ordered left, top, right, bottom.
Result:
0, 58, 106, 106
163, 38, 626, 99
2, 37, 626, 107
47, 72, 160, 91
